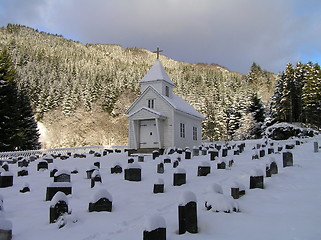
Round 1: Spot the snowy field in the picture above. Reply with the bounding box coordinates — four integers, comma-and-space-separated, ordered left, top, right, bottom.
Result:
1, 136, 321, 240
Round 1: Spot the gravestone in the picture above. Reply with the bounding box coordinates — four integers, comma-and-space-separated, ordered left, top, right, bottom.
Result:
157, 163, 164, 174
217, 161, 226, 169
266, 165, 271, 177
234, 150, 239, 155
1, 162, 9, 171
50, 168, 58, 177
46, 182, 72, 201
71, 168, 78, 174
49, 192, 69, 223
20, 182, 30, 193
285, 144, 295, 149
259, 149, 265, 158
29, 155, 37, 161
201, 148, 207, 155
185, 150, 191, 159
164, 157, 171, 164
283, 151, 293, 167
111, 164, 122, 174
153, 151, 160, 160
37, 161, 48, 171
192, 147, 199, 157
94, 152, 101, 157
0, 172, 13, 188
94, 161, 100, 169
215, 144, 222, 151
222, 148, 228, 157
268, 148, 274, 154
143, 215, 166, 240
86, 166, 99, 179
91, 170, 102, 188
124, 163, 141, 181
115, 149, 121, 153
54, 170, 71, 183
176, 148, 183, 154
278, 146, 283, 152
153, 178, 164, 194
128, 158, 134, 164
60, 155, 69, 160
178, 191, 198, 234
250, 169, 264, 189
17, 159, 28, 167
43, 155, 54, 163
88, 189, 113, 212
209, 150, 219, 161
270, 161, 278, 175
197, 161, 211, 176
314, 142, 319, 153
173, 160, 179, 168
0, 218, 12, 240
173, 168, 186, 186
17, 167, 28, 177
138, 155, 144, 162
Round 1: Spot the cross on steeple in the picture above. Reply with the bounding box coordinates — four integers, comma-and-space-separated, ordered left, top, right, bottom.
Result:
153, 47, 163, 60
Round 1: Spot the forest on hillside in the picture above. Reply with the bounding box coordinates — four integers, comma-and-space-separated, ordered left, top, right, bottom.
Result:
0, 24, 276, 148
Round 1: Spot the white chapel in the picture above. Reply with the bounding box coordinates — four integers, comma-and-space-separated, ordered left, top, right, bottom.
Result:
126, 54, 205, 150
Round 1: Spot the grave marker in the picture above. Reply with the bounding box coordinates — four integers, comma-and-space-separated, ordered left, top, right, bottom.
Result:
178, 191, 198, 234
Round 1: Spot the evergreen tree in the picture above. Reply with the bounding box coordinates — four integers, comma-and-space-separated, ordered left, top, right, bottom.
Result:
248, 93, 265, 138
0, 48, 40, 151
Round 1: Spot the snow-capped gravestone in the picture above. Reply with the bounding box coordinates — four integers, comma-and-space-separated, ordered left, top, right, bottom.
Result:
205, 191, 240, 213
231, 181, 246, 199
283, 151, 293, 167
259, 149, 265, 158
268, 148, 274, 154
208, 150, 219, 161
222, 148, 228, 157
157, 162, 164, 174
0, 171, 13, 188
86, 165, 99, 179
43, 154, 53, 163
193, 146, 199, 156
153, 178, 164, 194
217, 160, 226, 169
1, 162, 9, 171
270, 161, 278, 175
124, 163, 141, 181
128, 158, 134, 164
46, 182, 72, 201
197, 161, 211, 176
37, 160, 48, 171
185, 149, 191, 159
111, 163, 122, 174
88, 188, 112, 212
93, 161, 100, 169
153, 151, 160, 160
178, 191, 198, 234
50, 167, 58, 177
173, 168, 186, 186
138, 154, 144, 162
20, 182, 30, 193
17, 167, 28, 177
91, 170, 102, 188
250, 169, 264, 189
49, 191, 69, 223
54, 170, 71, 183
0, 218, 12, 240
164, 156, 171, 164
143, 215, 166, 240
17, 158, 28, 167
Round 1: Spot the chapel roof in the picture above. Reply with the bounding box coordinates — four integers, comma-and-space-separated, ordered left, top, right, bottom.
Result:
140, 60, 174, 85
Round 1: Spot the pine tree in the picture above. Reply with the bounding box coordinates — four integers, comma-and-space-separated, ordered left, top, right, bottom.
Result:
248, 93, 265, 138
0, 48, 40, 151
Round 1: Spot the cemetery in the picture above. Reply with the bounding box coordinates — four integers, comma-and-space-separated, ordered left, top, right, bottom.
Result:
0, 137, 320, 240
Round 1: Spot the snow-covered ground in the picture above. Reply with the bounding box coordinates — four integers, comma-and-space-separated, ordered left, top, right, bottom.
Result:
1, 136, 321, 240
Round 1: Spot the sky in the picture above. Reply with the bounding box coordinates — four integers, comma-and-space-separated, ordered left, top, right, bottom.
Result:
0, 0, 321, 74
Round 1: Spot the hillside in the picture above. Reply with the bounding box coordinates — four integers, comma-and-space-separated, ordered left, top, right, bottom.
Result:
0, 24, 276, 148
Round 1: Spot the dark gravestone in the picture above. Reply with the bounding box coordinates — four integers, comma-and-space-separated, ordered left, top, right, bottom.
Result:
268, 148, 274, 154
143, 216, 166, 240
46, 182, 72, 201
91, 170, 102, 188
0, 219, 12, 240
278, 146, 283, 152
86, 166, 99, 179
71, 169, 78, 174
29, 155, 37, 162
176, 148, 183, 154
250, 169, 264, 189
43, 155, 54, 163
197, 162, 211, 176
89, 150, 95, 154
270, 161, 278, 175
115, 149, 121, 153
178, 191, 198, 234
153, 151, 160, 160
50, 168, 58, 177
185, 150, 191, 159
1, 163, 9, 171
234, 150, 239, 155
37, 161, 48, 171
259, 149, 265, 158
164, 157, 171, 163
215, 144, 222, 151
209, 151, 219, 161
217, 161, 226, 169
157, 163, 164, 174
153, 184, 164, 194
285, 144, 295, 149
54, 171, 71, 183
167, 148, 175, 155
94, 152, 101, 157
173, 169, 186, 186
17, 159, 29, 167
49, 192, 69, 223
0, 173, 13, 188
17, 168, 28, 177
124, 163, 141, 181
111, 165, 122, 174
231, 188, 240, 199
266, 165, 271, 177
60, 155, 69, 160
193, 148, 199, 157
296, 140, 300, 145
314, 142, 319, 153
88, 189, 113, 212
94, 161, 100, 169
222, 148, 228, 157
283, 152, 293, 167
173, 160, 179, 168
201, 148, 207, 155
128, 158, 134, 164
138, 155, 144, 162
20, 183, 30, 193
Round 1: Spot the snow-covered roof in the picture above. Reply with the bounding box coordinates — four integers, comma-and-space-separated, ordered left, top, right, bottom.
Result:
127, 106, 166, 119
141, 60, 174, 86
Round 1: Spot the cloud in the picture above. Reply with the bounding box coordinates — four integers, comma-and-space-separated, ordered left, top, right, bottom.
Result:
1, 0, 321, 73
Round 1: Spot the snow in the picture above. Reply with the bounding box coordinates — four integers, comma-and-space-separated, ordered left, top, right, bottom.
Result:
53, 169, 71, 177
90, 188, 113, 203
0, 218, 12, 230
1, 136, 321, 239
144, 215, 166, 231
50, 191, 68, 206
140, 60, 174, 86
179, 191, 197, 205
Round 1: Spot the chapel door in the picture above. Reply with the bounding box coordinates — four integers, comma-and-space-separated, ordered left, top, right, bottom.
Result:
139, 119, 158, 148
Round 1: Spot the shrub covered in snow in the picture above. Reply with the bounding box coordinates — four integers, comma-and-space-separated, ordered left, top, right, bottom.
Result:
265, 123, 318, 140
